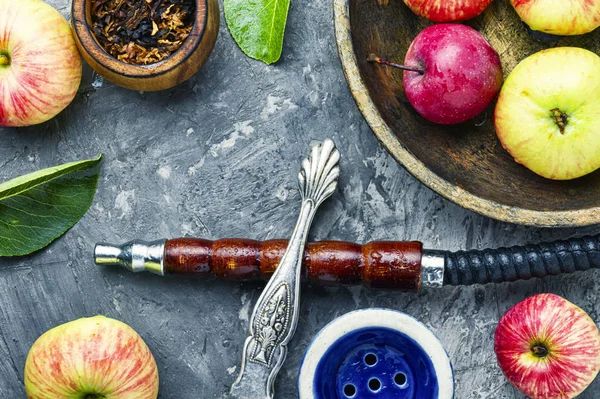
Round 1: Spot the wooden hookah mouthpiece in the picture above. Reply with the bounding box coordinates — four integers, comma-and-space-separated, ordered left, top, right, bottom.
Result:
94, 238, 440, 291
95, 234, 600, 290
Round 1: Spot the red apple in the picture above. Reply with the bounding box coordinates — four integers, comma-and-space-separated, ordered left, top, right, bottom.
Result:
403, 0, 494, 22
495, 293, 600, 399
24, 315, 159, 399
369, 24, 503, 124
511, 0, 600, 36
0, 0, 82, 127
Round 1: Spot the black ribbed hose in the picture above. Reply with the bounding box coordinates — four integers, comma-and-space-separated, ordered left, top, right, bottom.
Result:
444, 234, 600, 286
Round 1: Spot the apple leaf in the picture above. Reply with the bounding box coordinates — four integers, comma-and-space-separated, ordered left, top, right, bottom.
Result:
224, 0, 291, 65
0, 155, 102, 257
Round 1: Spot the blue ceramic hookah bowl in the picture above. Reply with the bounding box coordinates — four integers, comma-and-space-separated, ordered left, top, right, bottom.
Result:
298, 309, 454, 399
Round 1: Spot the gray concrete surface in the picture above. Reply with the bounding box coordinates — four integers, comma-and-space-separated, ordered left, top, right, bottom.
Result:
1, 0, 599, 398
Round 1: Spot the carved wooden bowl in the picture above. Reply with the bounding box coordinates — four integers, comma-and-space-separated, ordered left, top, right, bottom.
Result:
71, 0, 219, 91
334, 0, 600, 227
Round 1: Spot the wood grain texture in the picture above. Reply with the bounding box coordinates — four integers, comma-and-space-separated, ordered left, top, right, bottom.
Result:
165, 238, 423, 290
0, 0, 600, 398
335, 0, 600, 226
71, 0, 219, 91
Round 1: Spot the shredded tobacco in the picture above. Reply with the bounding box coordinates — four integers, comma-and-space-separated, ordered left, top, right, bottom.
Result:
91, 0, 196, 65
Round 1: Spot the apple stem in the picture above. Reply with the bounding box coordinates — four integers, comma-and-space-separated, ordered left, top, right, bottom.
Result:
550, 108, 568, 134
531, 345, 548, 358
368, 53, 425, 74
0, 54, 8, 67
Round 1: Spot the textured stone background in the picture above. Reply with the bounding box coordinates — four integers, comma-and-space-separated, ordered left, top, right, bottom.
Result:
1, 0, 599, 398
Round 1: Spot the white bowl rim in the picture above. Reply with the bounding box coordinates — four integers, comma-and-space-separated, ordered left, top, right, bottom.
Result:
297, 308, 454, 399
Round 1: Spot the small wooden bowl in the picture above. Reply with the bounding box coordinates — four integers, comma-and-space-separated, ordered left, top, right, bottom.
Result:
334, 0, 600, 227
71, 0, 219, 91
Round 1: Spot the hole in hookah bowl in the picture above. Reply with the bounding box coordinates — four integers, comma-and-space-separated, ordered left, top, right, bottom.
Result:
343, 383, 357, 398
368, 377, 381, 392
394, 372, 407, 387
364, 353, 378, 366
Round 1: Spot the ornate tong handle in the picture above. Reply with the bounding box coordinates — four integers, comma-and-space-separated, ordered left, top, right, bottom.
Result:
229, 139, 340, 399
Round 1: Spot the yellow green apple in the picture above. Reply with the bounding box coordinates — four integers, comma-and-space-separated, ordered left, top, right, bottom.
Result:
0, 0, 82, 127
24, 315, 159, 399
494, 47, 600, 180
510, 0, 600, 36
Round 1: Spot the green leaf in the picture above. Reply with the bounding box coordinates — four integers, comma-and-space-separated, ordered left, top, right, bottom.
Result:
0, 155, 102, 257
224, 0, 291, 65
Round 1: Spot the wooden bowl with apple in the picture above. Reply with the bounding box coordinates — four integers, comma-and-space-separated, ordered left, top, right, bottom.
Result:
334, 0, 600, 227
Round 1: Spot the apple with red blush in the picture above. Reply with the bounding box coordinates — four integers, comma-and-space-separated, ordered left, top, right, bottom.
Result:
369, 24, 503, 125
403, 0, 495, 22
0, 0, 82, 127
510, 0, 600, 36
24, 316, 159, 399
495, 293, 600, 399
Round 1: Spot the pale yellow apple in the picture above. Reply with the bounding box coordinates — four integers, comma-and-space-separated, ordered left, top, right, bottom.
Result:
24, 315, 159, 399
494, 47, 600, 180
0, 0, 82, 127
510, 0, 600, 36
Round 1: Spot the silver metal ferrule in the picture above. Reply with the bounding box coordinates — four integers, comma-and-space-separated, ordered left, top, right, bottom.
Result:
421, 250, 446, 288
94, 239, 166, 276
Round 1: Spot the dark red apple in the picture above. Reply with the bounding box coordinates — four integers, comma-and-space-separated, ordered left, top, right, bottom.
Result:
370, 24, 503, 125
495, 293, 600, 399
403, 0, 494, 22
